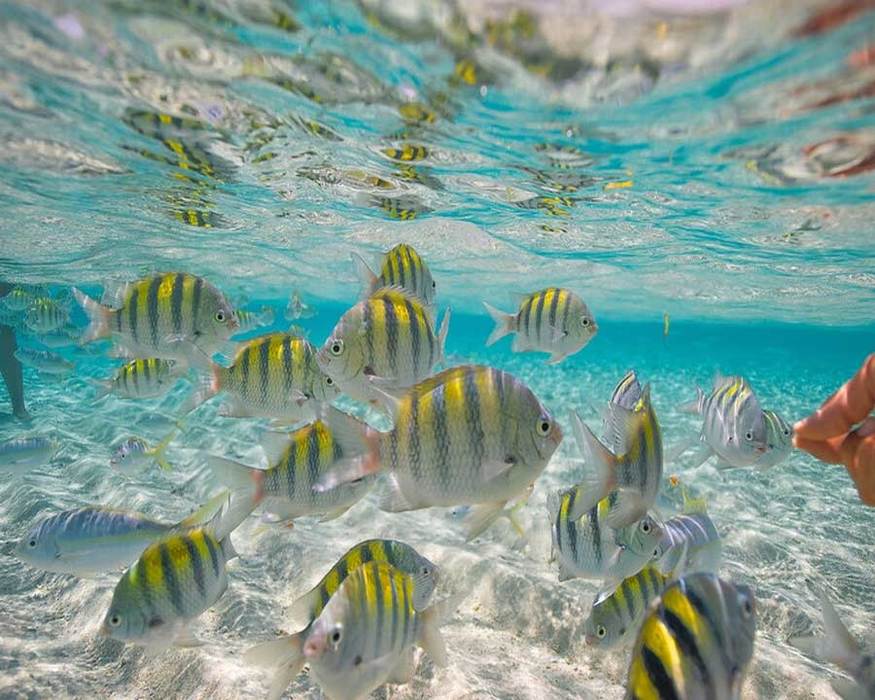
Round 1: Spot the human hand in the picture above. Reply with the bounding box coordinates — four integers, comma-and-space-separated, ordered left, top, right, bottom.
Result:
794, 353, 875, 505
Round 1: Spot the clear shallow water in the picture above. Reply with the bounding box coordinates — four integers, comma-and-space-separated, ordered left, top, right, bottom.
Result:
1, 0, 875, 699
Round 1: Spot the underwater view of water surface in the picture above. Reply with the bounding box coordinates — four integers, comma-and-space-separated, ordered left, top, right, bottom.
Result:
1, 0, 875, 698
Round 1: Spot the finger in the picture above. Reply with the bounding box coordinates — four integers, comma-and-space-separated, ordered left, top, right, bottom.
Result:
794, 434, 846, 464
795, 353, 875, 440
845, 432, 875, 507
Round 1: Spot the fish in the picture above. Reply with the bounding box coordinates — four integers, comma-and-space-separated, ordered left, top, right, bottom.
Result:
679, 375, 769, 469
663, 312, 670, 338
15, 493, 226, 576
24, 297, 69, 333
285, 539, 439, 627
756, 409, 794, 469
245, 561, 463, 700
99, 492, 251, 650
653, 488, 722, 576
1, 286, 33, 312
483, 288, 597, 364
584, 564, 672, 650
284, 290, 314, 321
0, 435, 58, 474
603, 369, 643, 449
316, 287, 450, 405
791, 590, 875, 700
72, 272, 238, 364
352, 243, 436, 309
235, 306, 276, 333
13, 347, 74, 375
31, 324, 79, 348
569, 385, 663, 528
92, 358, 184, 400
184, 333, 338, 420
383, 143, 429, 162
208, 406, 376, 524
318, 365, 562, 541
548, 487, 663, 584
110, 433, 175, 474
624, 573, 756, 700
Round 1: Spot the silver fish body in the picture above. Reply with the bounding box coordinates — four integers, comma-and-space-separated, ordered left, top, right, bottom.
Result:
24, 297, 69, 333
653, 512, 722, 575
0, 436, 58, 473
756, 409, 793, 469
14, 347, 73, 374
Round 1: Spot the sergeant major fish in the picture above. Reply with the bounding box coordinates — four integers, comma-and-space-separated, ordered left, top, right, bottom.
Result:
185, 333, 338, 421
624, 573, 756, 700
755, 409, 794, 469
678, 375, 768, 469
0, 435, 58, 474
318, 365, 562, 541
284, 290, 314, 321
93, 358, 184, 400
99, 492, 251, 650
14, 347, 74, 375
24, 296, 69, 333
110, 433, 175, 474
245, 561, 463, 700
652, 487, 722, 576
16, 493, 226, 576
352, 243, 436, 310
791, 590, 875, 700
317, 287, 450, 405
549, 486, 662, 584
235, 306, 276, 334
72, 272, 238, 364
483, 287, 597, 364
208, 406, 376, 524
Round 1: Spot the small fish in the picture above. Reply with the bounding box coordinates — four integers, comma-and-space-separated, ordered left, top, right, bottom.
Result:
208, 406, 376, 524
72, 272, 238, 364
15, 493, 226, 576
624, 573, 756, 700
352, 243, 436, 309
483, 288, 597, 364
317, 287, 450, 405
791, 591, 875, 700
185, 333, 338, 420
603, 370, 643, 449
245, 561, 463, 700
284, 290, 314, 321
93, 358, 184, 400
663, 312, 670, 338
24, 297, 69, 333
285, 539, 439, 627
1, 286, 33, 312
570, 385, 663, 528
14, 347, 74, 375
318, 365, 562, 541
99, 493, 251, 650
756, 409, 793, 469
585, 565, 671, 650
32, 324, 79, 348
110, 433, 175, 474
383, 143, 428, 162
549, 487, 662, 584
0, 435, 58, 473
653, 488, 722, 576
235, 306, 276, 333
679, 375, 768, 469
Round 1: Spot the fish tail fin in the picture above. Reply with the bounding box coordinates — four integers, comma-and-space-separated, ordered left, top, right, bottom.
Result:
244, 634, 306, 700
791, 591, 861, 673
482, 301, 514, 347
148, 429, 177, 471
259, 306, 275, 325
418, 590, 466, 668
88, 377, 112, 400
351, 251, 378, 298
72, 287, 112, 343
678, 386, 704, 414
180, 366, 221, 415
314, 426, 382, 492
568, 411, 616, 520
436, 306, 451, 365
206, 455, 265, 511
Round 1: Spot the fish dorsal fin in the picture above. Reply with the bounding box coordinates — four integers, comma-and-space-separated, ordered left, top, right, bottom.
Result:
368, 285, 434, 323
351, 251, 378, 298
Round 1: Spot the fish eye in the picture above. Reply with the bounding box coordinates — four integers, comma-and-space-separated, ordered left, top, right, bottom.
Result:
109, 614, 122, 627
640, 521, 651, 534
581, 317, 590, 326
741, 597, 753, 618
422, 566, 430, 575
653, 548, 660, 557
596, 626, 607, 639
783, 428, 791, 437
745, 431, 753, 441
325, 376, 334, 386
536, 418, 552, 436
431, 280, 436, 289
28, 539, 37, 548
329, 340, 344, 356
215, 310, 226, 323
330, 626, 343, 646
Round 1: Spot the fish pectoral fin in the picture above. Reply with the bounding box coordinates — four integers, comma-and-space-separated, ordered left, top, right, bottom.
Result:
314, 455, 378, 494
319, 505, 353, 522
377, 473, 416, 512
480, 457, 518, 483
546, 348, 569, 364
461, 500, 507, 541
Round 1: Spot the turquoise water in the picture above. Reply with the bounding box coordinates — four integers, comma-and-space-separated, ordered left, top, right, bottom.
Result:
1, 1, 875, 698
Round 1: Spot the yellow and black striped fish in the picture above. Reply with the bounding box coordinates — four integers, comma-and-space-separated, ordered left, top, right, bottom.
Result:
382, 143, 428, 162
625, 573, 756, 700
94, 357, 182, 400
24, 296, 68, 333
72, 273, 237, 363
484, 287, 597, 364
186, 332, 338, 420
123, 109, 208, 139
317, 287, 450, 405
287, 538, 438, 624
353, 243, 436, 308
585, 564, 670, 649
